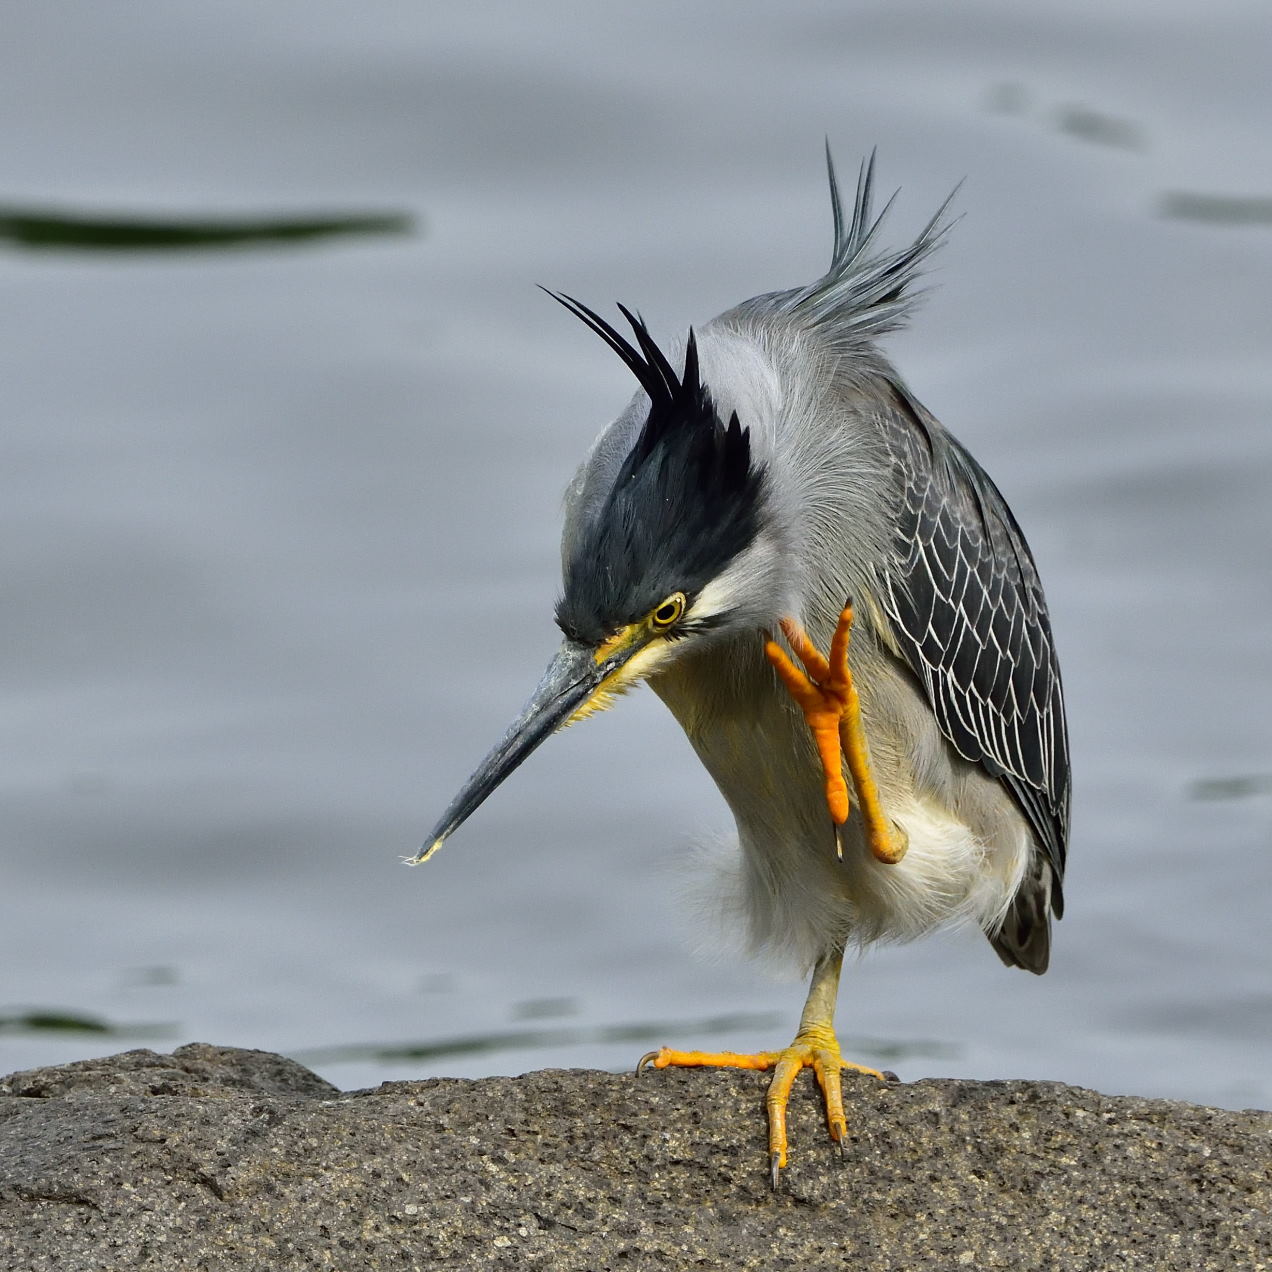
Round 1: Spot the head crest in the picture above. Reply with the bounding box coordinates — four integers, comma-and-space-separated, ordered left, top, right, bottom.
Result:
544, 294, 765, 643
783, 146, 961, 342
541, 290, 709, 430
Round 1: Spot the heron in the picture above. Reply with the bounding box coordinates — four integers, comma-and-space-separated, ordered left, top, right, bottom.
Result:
415, 149, 1070, 1187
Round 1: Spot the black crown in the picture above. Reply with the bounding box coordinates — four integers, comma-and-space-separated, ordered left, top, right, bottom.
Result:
547, 295, 766, 645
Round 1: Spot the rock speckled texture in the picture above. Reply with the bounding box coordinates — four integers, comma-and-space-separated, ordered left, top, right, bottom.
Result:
1, 1043, 1269, 1270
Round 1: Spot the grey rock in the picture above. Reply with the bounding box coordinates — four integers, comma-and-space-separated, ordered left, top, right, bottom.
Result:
0, 1043, 1269, 1271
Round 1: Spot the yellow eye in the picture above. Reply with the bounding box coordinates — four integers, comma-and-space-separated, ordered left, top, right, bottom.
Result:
650, 592, 686, 630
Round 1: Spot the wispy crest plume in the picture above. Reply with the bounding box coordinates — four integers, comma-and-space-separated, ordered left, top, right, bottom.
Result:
783, 145, 960, 343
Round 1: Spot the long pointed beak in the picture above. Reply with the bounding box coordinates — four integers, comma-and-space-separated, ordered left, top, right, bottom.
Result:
412, 638, 633, 864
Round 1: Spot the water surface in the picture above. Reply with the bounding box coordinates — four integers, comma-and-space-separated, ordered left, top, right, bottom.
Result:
2, 1, 1270, 1112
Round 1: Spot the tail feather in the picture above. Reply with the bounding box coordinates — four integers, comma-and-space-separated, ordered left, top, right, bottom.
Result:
989, 856, 1054, 975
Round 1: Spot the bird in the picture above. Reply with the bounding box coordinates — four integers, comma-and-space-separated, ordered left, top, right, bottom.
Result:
415, 148, 1070, 1188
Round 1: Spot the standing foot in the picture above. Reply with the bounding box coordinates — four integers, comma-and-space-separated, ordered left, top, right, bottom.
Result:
638, 1032, 887, 1188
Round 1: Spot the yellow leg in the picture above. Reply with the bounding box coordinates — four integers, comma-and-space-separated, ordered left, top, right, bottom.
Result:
764, 602, 907, 865
638, 950, 887, 1188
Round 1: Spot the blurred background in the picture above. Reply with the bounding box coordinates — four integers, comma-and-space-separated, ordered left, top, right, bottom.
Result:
2, 1, 1270, 1109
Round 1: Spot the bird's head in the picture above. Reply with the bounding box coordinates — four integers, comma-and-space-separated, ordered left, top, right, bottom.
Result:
416, 297, 776, 863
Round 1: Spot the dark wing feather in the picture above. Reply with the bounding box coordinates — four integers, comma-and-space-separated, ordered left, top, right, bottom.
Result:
879, 387, 1070, 915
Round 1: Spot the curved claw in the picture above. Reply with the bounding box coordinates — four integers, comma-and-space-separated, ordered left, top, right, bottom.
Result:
767, 604, 908, 865
637, 1035, 886, 1184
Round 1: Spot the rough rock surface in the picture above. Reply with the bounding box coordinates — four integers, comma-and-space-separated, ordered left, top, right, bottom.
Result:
0, 1043, 1269, 1271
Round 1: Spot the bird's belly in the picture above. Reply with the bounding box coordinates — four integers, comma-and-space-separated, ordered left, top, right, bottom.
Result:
652, 656, 1029, 966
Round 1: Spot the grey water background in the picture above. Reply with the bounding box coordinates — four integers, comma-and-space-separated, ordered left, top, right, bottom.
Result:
3, 1, 1271, 1110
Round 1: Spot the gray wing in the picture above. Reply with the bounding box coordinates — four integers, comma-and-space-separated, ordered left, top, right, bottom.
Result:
878, 386, 1070, 913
